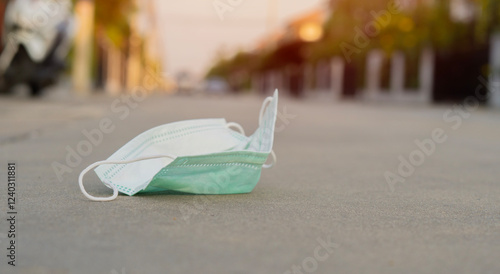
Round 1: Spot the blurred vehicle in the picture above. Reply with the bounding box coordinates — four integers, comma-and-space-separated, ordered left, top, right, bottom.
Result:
175, 70, 197, 94
0, 0, 74, 96
203, 76, 229, 95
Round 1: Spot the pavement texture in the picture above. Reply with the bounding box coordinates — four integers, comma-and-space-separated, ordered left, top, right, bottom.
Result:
0, 91, 499, 274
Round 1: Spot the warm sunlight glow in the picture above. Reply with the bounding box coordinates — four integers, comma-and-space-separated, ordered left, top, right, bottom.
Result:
299, 22, 323, 42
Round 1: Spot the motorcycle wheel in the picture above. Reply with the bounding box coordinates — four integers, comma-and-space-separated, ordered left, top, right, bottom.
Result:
29, 82, 42, 97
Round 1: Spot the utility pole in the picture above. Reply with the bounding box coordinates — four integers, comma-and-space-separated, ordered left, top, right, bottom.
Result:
72, 0, 95, 95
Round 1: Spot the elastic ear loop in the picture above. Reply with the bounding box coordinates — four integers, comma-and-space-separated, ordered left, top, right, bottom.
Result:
259, 96, 278, 169
263, 150, 277, 169
226, 96, 277, 169
226, 122, 245, 136
259, 97, 274, 126
259, 97, 278, 168
78, 154, 176, 202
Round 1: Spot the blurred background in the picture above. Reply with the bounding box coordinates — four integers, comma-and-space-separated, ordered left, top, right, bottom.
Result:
2, 2, 500, 272
0, 0, 500, 107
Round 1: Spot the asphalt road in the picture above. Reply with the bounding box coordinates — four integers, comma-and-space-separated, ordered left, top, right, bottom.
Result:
0, 91, 499, 274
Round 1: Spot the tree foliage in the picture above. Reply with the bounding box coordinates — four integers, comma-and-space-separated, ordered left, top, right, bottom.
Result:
206, 0, 500, 79
94, 0, 136, 48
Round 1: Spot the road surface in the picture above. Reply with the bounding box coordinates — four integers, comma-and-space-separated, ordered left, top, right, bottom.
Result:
0, 91, 499, 274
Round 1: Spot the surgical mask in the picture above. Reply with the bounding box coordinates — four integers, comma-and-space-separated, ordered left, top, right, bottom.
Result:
78, 90, 279, 201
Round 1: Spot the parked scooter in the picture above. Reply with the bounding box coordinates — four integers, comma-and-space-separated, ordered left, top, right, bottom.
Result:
0, 0, 74, 96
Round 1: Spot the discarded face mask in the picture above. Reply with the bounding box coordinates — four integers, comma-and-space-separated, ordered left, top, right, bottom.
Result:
78, 90, 279, 201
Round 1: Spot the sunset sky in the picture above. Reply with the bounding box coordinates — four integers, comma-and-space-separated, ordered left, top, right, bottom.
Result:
155, 0, 324, 77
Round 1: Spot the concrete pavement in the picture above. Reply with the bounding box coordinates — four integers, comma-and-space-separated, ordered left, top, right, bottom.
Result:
0, 92, 499, 274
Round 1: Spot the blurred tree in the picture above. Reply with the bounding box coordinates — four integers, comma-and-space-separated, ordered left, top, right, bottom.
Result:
309, 0, 366, 61
475, 0, 500, 44
427, 0, 470, 51
206, 57, 230, 79
93, 0, 136, 48
206, 51, 257, 91
206, 0, 500, 91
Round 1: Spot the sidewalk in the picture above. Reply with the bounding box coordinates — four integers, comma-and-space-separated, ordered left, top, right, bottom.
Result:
1, 91, 499, 274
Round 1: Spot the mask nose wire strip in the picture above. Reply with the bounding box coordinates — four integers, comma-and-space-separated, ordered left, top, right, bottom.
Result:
78, 155, 177, 202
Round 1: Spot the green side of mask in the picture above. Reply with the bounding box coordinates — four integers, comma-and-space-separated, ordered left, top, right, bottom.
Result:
141, 151, 268, 195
